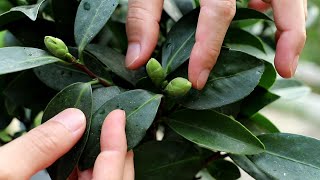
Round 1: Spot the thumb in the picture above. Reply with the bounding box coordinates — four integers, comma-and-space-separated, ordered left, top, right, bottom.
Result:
0, 108, 86, 179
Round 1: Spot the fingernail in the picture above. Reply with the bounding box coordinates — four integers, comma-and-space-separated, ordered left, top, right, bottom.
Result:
291, 55, 299, 76
52, 108, 86, 133
126, 43, 140, 68
196, 69, 210, 90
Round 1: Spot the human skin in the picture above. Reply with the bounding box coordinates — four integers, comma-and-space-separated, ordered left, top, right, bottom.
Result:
0, 109, 134, 180
125, 0, 307, 90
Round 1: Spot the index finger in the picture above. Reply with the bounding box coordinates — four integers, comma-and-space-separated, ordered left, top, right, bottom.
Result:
271, 0, 306, 78
92, 110, 127, 180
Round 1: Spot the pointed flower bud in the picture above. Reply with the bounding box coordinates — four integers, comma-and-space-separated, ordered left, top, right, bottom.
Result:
165, 77, 192, 97
146, 58, 166, 87
44, 36, 69, 60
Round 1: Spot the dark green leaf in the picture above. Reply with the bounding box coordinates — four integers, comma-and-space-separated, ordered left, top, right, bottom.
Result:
0, 0, 45, 29
3, 71, 56, 110
92, 86, 123, 112
213, 101, 242, 118
225, 28, 265, 53
0, 47, 61, 75
162, 8, 198, 74
42, 82, 92, 180
74, 0, 119, 52
167, 110, 265, 155
0, 91, 11, 130
34, 63, 91, 91
85, 44, 146, 85
240, 86, 280, 117
0, 0, 12, 14
206, 160, 241, 180
259, 61, 277, 89
230, 155, 273, 180
270, 79, 311, 100
233, 8, 272, 21
181, 50, 265, 110
247, 133, 320, 179
79, 90, 162, 170
106, 21, 128, 53
134, 141, 202, 180
240, 113, 280, 135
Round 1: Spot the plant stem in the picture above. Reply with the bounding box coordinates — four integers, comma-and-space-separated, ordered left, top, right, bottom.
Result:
65, 53, 113, 87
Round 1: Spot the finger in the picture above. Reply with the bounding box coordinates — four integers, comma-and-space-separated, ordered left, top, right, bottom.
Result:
188, 0, 236, 90
248, 0, 271, 12
78, 168, 93, 180
304, 0, 308, 19
0, 109, 86, 179
93, 110, 127, 180
123, 150, 135, 180
272, 0, 306, 78
125, 0, 164, 69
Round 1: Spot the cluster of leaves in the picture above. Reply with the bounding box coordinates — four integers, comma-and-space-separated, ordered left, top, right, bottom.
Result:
0, 0, 319, 180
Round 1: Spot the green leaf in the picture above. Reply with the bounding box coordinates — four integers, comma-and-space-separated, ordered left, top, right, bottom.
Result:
167, 110, 265, 155
230, 155, 273, 180
42, 82, 92, 180
0, 47, 61, 75
134, 141, 202, 180
206, 160, 241, 180
79, 90, 162, 170
91, 86, 123, 112
3, 71, 56, 110
0, 92, 11, 130
240, 113, 280, 135
233, 8, 272, 21
247, 133, 320, 179
162, 8, 198, 74
240, 86, 280, 117
74, 0, 119, 52
259, 61, 277, 89
0, 0, 45, 29
181, 49, 265, 110
270, 79, 311, 100
33, 63, 91, 91
225, 28, 265, 53
85, 44, 146, 85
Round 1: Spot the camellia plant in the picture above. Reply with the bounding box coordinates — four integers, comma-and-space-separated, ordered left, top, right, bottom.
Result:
0, 0, 319, 180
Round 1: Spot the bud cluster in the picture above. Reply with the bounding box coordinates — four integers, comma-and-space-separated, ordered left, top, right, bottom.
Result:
146, 58, 192, 97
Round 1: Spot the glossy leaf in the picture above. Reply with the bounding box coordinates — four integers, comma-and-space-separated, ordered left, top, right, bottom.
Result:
134, 141, 202, 180
74, 0, 119, 52
181, 49, 265, 110
162, 8, 198, 74
233, 8, 272, 21
247, 133, 320, 179
34, 63, 91, 91
92, 86, 123, 112
0, 47, 61, 75
270, 79, 311, 100
42, 82, 92, 180
240, 113, 280, 135
3, 71, 56, 110
225, 28, 265, 53
0, 0, 45, 29
230, 155, 273, 180
79, 90, 162, 170
240, 86, 280, 117
259, 61, 277, 89
206, 160, 241, 180
85, 44, 146, 85
167, 110, 265, 155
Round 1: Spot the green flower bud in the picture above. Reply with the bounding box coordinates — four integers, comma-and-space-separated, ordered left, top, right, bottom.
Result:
44, 36, 69, 60
165, 77, 192, 97
146, 58, 166, 87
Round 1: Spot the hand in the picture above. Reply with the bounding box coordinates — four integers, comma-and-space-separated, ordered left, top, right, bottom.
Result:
125, 0, 307, 90
0, 109, 134, 180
